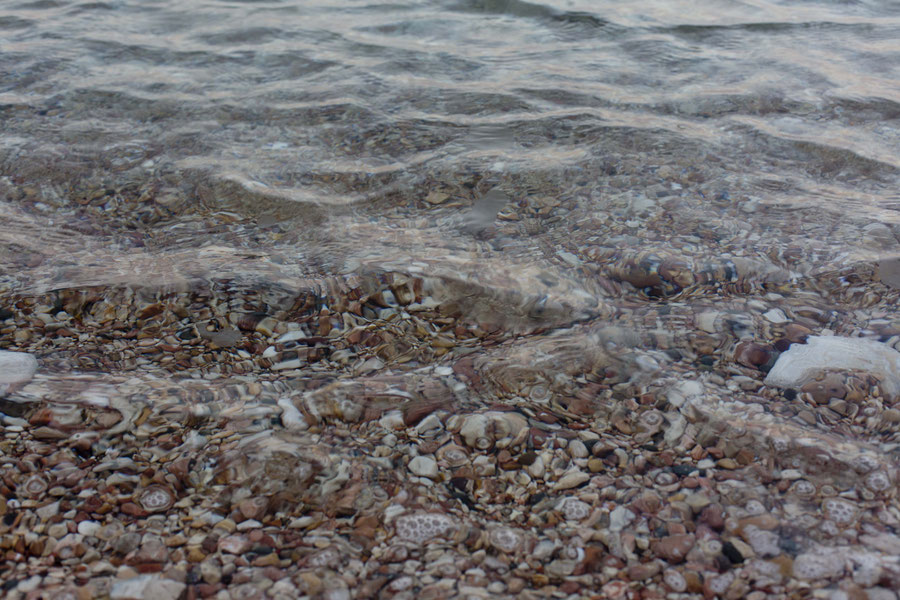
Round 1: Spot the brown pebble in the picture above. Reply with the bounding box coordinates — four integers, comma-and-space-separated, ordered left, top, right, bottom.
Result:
801, 373, 846, 404
627, 562, 661, 581
120, 502, 146, 517
32, 426, 68, 440
769, 554, 794, 577
402, 399, 446, 426
717, 458, 739, 470
507, 578, 527, 594
667, 522, 687, 535
559, 581, 581, 594
187, 547, 206, 563
734, 341, 774, 370
238, 498, 268, 521
683, 570, 704, 593
652, 534, 695, 564
735, 449, 755, 465
588, 458, 605, 473
738, 514, 779, 531
201, 534, 220, 554
784, 323, 812, 343
252, 552, 281, 567
195, 583, 223, 598
699, 504, 725, 530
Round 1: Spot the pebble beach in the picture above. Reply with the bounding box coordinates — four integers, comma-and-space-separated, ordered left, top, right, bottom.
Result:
2, 0, 900, 598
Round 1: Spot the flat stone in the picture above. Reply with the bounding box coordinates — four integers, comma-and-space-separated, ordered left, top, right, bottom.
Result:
765, 336, 900, 397
684, 493, 711, 513
17, 575, 43, 593
37, 501, 61, 520
48, 523, 69, 539
877, 257, 900, 288
553, 470, 589, 491
32, 426, 68, 440
110, 575, 186, 600
218, 534, 251, 555
762, 308, 788, 323
236, 519, 262, 531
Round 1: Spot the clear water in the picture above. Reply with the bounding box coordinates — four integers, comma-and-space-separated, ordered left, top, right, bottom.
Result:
2, 0, 900, 593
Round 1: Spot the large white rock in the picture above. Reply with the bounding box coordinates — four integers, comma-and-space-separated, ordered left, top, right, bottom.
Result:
765, 336, 900, 397
408, 455, 439, 479
110, 575, 185, 600
0, 350, 37, 385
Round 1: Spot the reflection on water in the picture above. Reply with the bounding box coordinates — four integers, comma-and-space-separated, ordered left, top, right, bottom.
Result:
1, 0, 900, 597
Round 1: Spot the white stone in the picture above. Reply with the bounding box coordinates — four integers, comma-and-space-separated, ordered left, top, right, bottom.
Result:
558, 251, 581, 267
408, 456, 439, 479
78, 520, 102, 537
567, 439, 589, 459
271, 358, 303, 371
278, 397, 307, 430
459, 413, 489, 448
765, 335, 900, 397
763, 308, 788, 323
110, 575, 186, 600
379, 410, 404, 431
36, 501, 60, 521
663, 413, 687, 445
526, 455, 545, 479
696, 312, 721, 334
415, 414, 443, 435
275, 330, 307, 343
667, 380, 703, 409
793, 549, 846, 580
236, 519, 262, 531
17, 575, 42, 593
0, 350, 37, 385
609, 506, 635, 532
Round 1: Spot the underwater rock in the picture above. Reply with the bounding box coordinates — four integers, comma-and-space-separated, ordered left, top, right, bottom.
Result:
0, 350, 38, 389
764, 336, 900, 398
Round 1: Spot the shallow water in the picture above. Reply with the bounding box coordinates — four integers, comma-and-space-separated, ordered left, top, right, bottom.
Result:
2, 0, 900, 595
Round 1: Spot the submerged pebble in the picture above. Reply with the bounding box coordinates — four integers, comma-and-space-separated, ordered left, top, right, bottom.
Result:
765, 336, 900, 397
0, 349, 37, 386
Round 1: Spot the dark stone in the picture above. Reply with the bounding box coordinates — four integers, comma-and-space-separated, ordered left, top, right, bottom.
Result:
774, 338, 792, 352
517, 451, 538, 466
721, 541, 744, 564
0, 399, 30, 418
449, 477, 469, 492
671, 465, 697, 477
735, 341, 774, 370
715, 554, 733, 570
529, 492, 547, 505
664, 349, 683, 361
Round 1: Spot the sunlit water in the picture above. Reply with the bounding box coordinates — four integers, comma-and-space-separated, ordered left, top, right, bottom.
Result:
2, 0, 900, 593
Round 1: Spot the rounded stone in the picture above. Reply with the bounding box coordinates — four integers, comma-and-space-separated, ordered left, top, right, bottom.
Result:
0, 350, 38, 385
408, 455, 439, 479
